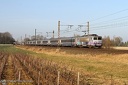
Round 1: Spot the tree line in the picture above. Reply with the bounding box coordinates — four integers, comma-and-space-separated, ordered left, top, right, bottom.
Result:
0, 32, 15, 44
102, 36, 128, 48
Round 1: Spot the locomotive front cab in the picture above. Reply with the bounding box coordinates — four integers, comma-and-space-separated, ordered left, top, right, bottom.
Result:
92, 36, 102, 47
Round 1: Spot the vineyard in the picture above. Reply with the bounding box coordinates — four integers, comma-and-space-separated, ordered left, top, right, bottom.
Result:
0, 45, 128, 85
0, 45, 98, 85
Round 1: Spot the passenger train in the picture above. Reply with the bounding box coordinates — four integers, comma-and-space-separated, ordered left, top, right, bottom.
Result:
26, 34, 102, 48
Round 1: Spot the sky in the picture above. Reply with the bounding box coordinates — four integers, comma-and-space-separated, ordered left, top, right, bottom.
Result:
0, 0, 128, 42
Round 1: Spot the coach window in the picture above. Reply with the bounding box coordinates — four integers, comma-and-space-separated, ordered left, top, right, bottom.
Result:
72, 39, 75, 42
43, 41, 48, 43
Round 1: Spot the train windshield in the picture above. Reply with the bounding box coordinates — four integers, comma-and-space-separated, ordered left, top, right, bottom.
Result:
93, 36, 102, 40
94, 37, 97, 40
98, 37, 102, 40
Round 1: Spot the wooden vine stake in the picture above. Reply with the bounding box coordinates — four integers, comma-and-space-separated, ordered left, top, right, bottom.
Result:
40, 67, 42, 73
24, 60, 25, 66
18, 70, 21, 81
57, 71, 60, 85
77, 72, 80, 85
38, 71, 40, 85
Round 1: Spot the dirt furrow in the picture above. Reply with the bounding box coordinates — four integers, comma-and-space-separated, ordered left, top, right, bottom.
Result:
0, 55, 34, 85
1, 56, 15, 80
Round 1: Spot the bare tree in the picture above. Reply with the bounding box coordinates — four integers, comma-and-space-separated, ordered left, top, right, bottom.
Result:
102, 36, 111, 49
113, 36, 122, 46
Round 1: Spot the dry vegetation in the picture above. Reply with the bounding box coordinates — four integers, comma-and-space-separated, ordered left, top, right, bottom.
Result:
15, 45, 128, 84
0, 45, 128, 84
113, 47, 128, 50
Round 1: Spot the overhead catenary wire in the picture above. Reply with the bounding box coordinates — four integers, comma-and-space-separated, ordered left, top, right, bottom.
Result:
89, 21, 128, 31
89, 8, 128, 22
90, 15, 128, 26
84, 8, 128, 34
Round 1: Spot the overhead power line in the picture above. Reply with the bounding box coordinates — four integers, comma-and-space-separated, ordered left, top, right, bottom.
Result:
90, 8, 128, 22
90, 21, 128, 31
90, 15, 128, 26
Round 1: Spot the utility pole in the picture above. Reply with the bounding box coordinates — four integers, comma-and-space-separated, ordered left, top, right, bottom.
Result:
53, 30, 54, 38
35, 29, 36, 46
24, 34, 26, 45
58, 21, 60, 45
87, 21, 89, 36
58, 21, 60, 38
21, 36, 22, 45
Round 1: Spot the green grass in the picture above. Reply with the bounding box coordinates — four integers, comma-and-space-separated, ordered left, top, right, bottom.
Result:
0, 44, 35, 55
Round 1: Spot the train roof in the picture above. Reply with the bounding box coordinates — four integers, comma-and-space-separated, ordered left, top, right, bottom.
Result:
50, 34, 101, 40
50, 37, 74, 40
81, 34, 98, 37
